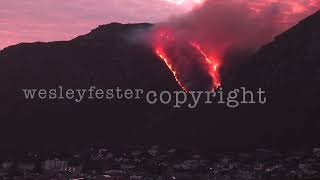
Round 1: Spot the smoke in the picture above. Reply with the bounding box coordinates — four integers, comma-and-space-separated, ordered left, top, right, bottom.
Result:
151, 0, 319, 90
159, 0, 319, 55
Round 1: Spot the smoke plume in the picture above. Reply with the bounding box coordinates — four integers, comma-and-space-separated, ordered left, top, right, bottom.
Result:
151, 0, 319, 90
164, 0, 319, 53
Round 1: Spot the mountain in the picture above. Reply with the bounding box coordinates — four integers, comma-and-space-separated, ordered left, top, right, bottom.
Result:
224, 10, 320, 147
0, 11, 320, 154
0, 23, 182, 153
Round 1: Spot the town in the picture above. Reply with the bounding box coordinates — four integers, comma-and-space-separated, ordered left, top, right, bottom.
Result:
0, 146, 319, 180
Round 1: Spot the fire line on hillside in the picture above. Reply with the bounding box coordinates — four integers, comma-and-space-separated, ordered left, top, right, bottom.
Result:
153, 26, 221, 92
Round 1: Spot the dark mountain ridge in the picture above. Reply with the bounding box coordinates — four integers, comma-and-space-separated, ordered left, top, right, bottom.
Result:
223, 10, 320, 148
0, 11, 320, 154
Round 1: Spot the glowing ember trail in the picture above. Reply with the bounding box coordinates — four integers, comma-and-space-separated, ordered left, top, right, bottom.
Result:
153, 28, 221, 91
155, 48, 188, 92
190, 42, 221, 89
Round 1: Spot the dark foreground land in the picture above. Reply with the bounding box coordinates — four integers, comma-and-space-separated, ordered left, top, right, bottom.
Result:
1, 146, 320, 180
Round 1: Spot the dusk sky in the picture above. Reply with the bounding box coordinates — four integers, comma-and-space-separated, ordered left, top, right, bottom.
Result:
0, 0, 203, 49
0, 0, 319, 49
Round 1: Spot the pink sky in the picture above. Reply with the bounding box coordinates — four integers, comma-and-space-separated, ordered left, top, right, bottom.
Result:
0, 0, 201, 49
0, 0, 318, 49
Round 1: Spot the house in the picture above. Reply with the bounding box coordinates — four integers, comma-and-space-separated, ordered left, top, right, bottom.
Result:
314, 148, 320, 158
42, 158, 68, 171
17, 161, 35, 171
2, 161, 13, 169
94, 175, 113, 180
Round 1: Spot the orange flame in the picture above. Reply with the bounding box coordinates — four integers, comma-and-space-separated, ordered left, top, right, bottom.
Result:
190, 42, 221, 89
153, 28, 221, 91
155, 48, 188, 92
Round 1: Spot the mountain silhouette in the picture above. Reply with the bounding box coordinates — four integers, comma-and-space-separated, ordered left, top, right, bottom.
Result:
224, 10, 320, 148
0, 11, 320, 154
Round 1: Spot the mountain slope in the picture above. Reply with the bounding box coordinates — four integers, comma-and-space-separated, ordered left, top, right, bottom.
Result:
224, 10, 320, 147
0, 11, 320, 153
0, 23, 182, 153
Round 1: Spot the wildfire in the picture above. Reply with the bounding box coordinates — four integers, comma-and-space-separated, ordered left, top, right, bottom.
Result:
190, 42, 221, 89
153, 28, 221, 91
155, 47, 188, 92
